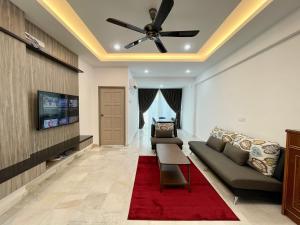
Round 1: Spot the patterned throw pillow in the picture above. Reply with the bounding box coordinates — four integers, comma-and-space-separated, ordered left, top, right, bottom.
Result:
155, 123, 174, 137
248, 140, 280, 176
233, 135, 280, 176
210, 127, 238, 144
155, 123, 174, 131
232, 134, 253, 151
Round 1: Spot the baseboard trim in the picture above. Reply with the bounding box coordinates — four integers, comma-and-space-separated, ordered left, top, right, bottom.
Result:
0, 186, 27, 216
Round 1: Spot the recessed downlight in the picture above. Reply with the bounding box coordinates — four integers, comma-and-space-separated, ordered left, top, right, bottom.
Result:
184, 44, 191, 51
185, 69, 191, 74
144, 69, 149, 74
113, 43, 121, 50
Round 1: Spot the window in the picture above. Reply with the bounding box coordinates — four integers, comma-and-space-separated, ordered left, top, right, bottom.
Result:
143, 91, 175, 127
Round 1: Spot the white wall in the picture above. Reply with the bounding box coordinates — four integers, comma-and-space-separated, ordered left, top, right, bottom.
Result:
79, 60, 132, 145
194, 8, 300, 146
182, 84, 196, 135
78, 59, 94, 136
127, 71, 139, 144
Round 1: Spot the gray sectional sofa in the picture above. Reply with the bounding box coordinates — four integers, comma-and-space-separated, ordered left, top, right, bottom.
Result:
188, 141, 285, 204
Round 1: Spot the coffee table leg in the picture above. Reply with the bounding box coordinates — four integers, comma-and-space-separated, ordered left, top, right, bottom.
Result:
160, 163, 163, 192
188, 164, 191, 192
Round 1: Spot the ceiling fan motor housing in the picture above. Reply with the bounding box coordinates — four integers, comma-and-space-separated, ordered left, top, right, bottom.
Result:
145, 24, 160, 39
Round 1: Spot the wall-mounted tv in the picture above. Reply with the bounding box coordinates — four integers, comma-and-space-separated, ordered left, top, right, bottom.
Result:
38, 91, 79, 130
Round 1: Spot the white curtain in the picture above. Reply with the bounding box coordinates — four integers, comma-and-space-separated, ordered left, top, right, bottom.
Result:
143, 90, 176, 128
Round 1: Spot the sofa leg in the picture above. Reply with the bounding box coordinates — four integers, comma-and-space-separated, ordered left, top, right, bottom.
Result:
233, 196, 239, 205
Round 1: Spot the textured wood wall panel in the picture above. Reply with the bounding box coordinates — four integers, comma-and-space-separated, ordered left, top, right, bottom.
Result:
0, 32, 30, 169
0, 0, 25, 37
0, 0, 79, 199
25, 21, 78, 67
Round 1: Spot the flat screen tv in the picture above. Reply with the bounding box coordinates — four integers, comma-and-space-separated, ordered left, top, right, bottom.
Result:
37, 91, 79, 130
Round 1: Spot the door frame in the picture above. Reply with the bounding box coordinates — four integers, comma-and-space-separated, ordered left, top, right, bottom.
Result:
98, 86, 126, 146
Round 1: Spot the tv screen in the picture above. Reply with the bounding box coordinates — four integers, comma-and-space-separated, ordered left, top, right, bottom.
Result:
68, 95, 79, 124
38, 91, 79, 130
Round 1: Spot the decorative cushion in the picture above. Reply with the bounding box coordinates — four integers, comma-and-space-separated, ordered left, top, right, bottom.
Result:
206, 136, 225, 152
223, 143, 249, 166
210, 127, 238, 144
155, 123, 174, 137
155, 129, 173, 138
233, 135, 281, 176
232, 134, 253, 151
248, 140, 281, 176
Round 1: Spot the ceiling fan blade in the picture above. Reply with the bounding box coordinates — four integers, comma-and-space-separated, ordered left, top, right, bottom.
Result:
125, 37, 148, 49
160, 30, 200, 37
154, 38, 167, 53
153, 0, 174, 30
106, 18, 145, 34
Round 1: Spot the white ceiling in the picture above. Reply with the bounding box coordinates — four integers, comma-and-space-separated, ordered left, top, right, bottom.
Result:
67, 0, 240, 53
10, 0, 300, 78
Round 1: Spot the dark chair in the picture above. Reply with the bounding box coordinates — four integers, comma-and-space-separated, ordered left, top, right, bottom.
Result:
152, 117, 157, 124
150, 124, 183, 150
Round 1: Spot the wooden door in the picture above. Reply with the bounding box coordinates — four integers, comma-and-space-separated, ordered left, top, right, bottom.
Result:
99, 87, 125, 145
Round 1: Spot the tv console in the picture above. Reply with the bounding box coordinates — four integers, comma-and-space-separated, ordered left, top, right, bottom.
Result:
0, 135, 93, 184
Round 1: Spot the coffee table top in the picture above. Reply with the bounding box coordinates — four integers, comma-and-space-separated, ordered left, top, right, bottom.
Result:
156, 144, 190, 165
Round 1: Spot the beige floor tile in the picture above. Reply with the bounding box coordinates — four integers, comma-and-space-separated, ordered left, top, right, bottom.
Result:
0, 128, 295, 225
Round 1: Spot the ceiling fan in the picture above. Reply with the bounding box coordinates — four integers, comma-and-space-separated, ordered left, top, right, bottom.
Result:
106, 0, 199, 53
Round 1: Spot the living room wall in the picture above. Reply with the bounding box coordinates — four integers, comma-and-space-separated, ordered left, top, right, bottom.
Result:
194, 8, 300, 146
78, 60, 138, 145
182, 84, 196, 135
0, 0, 79, 199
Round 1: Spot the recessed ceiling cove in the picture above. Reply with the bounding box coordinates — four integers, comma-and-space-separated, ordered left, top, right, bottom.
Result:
69, 0, 237, 53
37, 0, 273, 62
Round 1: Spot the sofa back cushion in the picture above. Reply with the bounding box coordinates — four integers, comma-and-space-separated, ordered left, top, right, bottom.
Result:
210, 127, 238, 144
206, 136, 225, 152
223, 143, 249, 166
151, 123, 177, 137
156, 129, 173, 138
155, 123, 174, 138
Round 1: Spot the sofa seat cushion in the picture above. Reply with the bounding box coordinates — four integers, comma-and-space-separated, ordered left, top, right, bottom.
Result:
151, 137, 183, 145
188, 141, 282, 192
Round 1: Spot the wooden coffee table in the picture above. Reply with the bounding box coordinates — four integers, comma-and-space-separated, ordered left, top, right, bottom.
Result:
156, 144, 191, 192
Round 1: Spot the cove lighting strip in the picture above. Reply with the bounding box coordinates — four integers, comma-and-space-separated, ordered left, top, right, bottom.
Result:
37, 0, 272, 62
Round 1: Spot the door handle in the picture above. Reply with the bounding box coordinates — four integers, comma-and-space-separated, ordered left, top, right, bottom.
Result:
100, 114, 104, 117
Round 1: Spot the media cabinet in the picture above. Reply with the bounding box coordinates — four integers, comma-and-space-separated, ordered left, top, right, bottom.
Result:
0, 135, 93, 184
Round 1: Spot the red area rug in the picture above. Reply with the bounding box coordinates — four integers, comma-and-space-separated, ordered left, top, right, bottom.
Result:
128, 156, 239, 221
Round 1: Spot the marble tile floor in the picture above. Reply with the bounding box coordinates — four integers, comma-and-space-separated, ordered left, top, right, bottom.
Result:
0, 128, 294, 225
